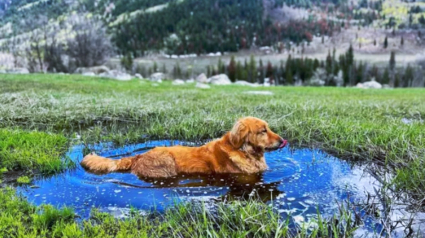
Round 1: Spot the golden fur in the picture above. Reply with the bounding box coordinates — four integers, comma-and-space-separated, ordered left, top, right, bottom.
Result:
81, 117, 287, 178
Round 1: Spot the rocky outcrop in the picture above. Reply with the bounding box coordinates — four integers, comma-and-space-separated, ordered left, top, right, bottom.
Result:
172, 79, 185, 85
149, 72, 165, 82
207, 74, 231, 85
196, 73, 208, 83
357, 80, 382, 89
234, 81, 261, 87
75, 66, 110, 75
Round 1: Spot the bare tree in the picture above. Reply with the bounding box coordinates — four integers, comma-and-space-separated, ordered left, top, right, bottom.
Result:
67, 15, 113, 69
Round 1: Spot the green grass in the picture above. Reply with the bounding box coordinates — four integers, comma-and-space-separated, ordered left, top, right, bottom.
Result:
0, 73, 424, 236
16, 176, 31, 184
0, 128, 72, 175
0, 187, 358, 237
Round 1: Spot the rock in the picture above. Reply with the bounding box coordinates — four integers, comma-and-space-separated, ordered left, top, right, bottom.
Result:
135, 73, 143, 80
382, 84, 392, 89
208, 74, 231, 85
234, 81, 261, 87
263, 78, 271, 87
195, 82, 211, 89
75, 66, 110, 75
83, 72, 97, 77
149, 72, 165, 82
295, 79, 303, 86
245, 91, 274, 95
357, 80, 382, 89
334, 70, 344, 87
196, 73, 208, 83
172, 79, 185, 85
306, 68, 326, 86
99, 70, 133, 81
186, 79, 195, 83
6, 68, 29, 74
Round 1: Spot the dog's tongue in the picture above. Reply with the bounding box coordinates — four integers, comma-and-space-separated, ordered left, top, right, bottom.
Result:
279, 140, 288, 149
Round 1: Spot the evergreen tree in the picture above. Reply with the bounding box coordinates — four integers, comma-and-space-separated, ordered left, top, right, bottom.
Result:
383, 37, 388, 49
403, 64, 414, 87
249, 55, 256, 83
162, 63, 167, 74
236, 61, 243, 81
382, 68, 390, 84
389, 51, 396, 71
228, 56, 237, 82
207, 65, 211, 78
285, 54, 293, 85
218, 58, 224, 74
266, 61, 274, 80
325, 50, 332, 75
258, 59, 264, 83
153, 61, 158, 72
400, 37, 404, 46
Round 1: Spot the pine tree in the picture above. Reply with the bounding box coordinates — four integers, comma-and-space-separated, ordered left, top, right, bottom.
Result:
400, 36, 404, 46
258, 59, 264, 84
153, 61, 158, 72
266, 61, 274, 79
236, 61, 243, 81
389, 51, 396, 71
207, 65, 211, 77
382, 68, 390, 84
228, 56, 237, 82
383, 37, 388, 49
285, 54, 293, 85
162, 63, 167, 74
404, 64, 414, 87
249, 55, 256, 83
218, 58, 224, 74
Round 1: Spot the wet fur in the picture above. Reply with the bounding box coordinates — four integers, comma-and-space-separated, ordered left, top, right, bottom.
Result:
81, 117, 285, 178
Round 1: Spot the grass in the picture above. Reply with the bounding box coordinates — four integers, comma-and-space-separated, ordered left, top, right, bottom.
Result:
0, 187, 359, 237
0, 128, 72, 175
16, 176, 31, 184
0, 73, 424, 236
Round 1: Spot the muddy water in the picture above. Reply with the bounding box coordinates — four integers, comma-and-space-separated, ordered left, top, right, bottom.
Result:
18, 140, 377, 225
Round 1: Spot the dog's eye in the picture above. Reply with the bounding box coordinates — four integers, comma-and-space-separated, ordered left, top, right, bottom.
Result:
260, 129, 267, 134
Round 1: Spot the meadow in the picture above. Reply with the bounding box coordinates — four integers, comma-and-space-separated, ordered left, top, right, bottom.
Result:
0, 73, 424, 237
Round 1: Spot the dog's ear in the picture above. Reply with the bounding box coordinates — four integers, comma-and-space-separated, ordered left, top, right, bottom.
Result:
229, 120, 249, 149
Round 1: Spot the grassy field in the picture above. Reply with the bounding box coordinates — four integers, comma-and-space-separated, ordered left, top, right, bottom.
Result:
0, 73, 424, 236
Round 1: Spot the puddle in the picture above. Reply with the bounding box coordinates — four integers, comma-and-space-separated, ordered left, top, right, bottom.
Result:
19, 140, 383, 229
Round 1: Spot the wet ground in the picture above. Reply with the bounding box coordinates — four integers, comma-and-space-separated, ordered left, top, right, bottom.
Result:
18, 140, 381, 228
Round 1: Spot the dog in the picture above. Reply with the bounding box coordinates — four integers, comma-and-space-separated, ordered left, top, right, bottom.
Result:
81, 117, 288, 178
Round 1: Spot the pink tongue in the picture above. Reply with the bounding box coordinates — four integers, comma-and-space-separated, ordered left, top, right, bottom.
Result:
279, 140, 288, 148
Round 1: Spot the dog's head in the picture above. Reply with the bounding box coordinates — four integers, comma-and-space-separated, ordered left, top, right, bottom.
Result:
229, 117, 287, 153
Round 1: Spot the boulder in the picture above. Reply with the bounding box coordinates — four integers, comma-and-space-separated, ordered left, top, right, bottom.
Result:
234, 81, 261, 87
99, 70, 133, 81
196, 73, 208, 83
75, 66, 110, 75
149, 72, 166, 82
263, 78, 271, 87
172, 79, 185, 85
83, 72, 97, 77
195, 82, 211, 89
6, 68, 29, 74
186, 79, 195, 83
135, 73, 143, 80
357, 80, 382, 89
208, 74, 231, 85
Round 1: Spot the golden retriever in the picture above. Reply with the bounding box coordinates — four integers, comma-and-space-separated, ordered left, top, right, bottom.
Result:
81, 117, 287, 178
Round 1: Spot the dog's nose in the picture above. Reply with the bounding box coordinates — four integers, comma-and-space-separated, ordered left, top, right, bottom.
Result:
279, 139, 288, 149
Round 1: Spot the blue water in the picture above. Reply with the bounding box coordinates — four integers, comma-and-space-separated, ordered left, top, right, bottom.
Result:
18, 140, 376, 226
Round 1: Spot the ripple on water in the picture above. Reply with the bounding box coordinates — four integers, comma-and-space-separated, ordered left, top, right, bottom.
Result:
18, 140, 376, 224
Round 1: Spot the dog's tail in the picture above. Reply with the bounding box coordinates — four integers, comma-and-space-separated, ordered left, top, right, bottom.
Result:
81, 153, 135, 174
